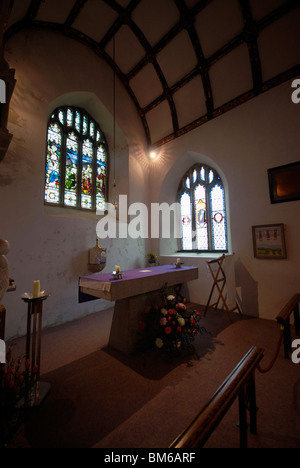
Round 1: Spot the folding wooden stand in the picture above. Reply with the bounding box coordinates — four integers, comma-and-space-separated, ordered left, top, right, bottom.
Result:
204, 254, 241, 322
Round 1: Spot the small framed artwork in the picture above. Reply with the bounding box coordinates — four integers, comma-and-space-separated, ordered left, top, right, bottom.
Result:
252, 224, 286, 260
268, 162, 300, 204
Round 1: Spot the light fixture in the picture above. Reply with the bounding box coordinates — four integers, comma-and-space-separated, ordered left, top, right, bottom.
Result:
149, 151, 157, 160
112, 34, 118, 210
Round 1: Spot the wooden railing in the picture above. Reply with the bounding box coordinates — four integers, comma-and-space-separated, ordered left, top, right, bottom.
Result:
169, 346, 264, 449
276, 294, 300, 358
0, 305, 5, 341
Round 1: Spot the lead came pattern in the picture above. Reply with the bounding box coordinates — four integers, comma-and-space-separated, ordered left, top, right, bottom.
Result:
178, 164, 228, 252
45, 106, 109, 211
45, 123, 62, 204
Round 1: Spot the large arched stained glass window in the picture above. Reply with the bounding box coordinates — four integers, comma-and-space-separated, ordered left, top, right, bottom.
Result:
177, 164, 228, 252
45, 106, 109, 211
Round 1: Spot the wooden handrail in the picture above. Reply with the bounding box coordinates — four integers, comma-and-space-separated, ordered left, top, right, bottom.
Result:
276, 294, 300, 358
0, 305, 5, 341
276, 294, 300, 324
169, 346, 264, 449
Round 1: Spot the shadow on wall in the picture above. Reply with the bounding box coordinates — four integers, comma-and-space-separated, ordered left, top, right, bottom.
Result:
235, 258, 259, 317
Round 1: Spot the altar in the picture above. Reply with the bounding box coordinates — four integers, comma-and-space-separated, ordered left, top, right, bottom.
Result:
79, 265, 198, 354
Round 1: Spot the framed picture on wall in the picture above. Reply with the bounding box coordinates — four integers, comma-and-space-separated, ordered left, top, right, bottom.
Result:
252, 224, 287, 260
268, 162, 300, 204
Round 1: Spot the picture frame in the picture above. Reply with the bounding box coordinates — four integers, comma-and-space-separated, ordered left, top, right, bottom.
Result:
268, 162, 300, 204
252, 224, 286, 260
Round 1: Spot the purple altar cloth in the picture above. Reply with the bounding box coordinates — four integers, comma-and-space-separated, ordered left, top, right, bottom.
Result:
79, 265, 198, 303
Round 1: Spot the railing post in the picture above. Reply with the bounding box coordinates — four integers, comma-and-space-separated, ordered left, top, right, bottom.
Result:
294, 302, 300, 336
238, 388, 248, 448
283, 316, 292, 358
247, 374, 258, 434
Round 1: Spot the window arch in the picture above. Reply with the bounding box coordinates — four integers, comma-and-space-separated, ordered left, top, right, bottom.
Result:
45, 106, 109, 211
177, 163, 228, 252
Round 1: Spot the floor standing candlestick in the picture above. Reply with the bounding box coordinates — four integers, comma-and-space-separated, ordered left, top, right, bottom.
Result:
22, 292, 50, 406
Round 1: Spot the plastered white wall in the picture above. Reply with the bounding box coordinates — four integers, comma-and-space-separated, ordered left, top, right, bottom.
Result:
150, 80, 300, 320
1, 30, 149, 339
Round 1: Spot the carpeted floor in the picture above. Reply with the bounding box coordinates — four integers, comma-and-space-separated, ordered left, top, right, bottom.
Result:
6, 305, 300, 448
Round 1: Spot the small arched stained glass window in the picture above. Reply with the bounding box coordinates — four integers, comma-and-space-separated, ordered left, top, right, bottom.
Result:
45, 106, 109, 211
177, 164, 228, 252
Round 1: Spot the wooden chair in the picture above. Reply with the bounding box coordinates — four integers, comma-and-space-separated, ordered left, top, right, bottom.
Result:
204, 254, 241, 322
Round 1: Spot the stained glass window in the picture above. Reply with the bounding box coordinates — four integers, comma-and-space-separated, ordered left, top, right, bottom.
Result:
177, 164, 228, 252
44, 106, 109, 211
64, 132, 78, 207
45, 123, 62, 204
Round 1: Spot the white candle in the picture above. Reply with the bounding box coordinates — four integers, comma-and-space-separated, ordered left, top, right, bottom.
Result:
33, 280, 40, 298
177, 258, 181, 264
115, 266, 120, 272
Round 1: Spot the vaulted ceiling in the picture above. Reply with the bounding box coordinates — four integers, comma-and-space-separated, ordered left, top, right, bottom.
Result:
4, 0, 300, 148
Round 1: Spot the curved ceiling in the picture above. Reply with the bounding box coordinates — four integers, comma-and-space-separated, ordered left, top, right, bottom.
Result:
4, 0, 300, 148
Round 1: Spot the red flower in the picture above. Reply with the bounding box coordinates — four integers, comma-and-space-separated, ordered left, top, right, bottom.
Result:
139, 320, 146, 330
169, 309, 174, 315
165, 327, 172, 335
177, 326, 182, 333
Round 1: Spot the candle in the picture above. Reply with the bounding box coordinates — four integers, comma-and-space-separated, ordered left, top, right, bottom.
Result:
115, 266, 120, 272
33, 280, 40, 298
177, 258, 181, 264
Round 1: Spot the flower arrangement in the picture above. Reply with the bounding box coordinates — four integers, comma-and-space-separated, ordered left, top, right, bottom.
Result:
0, 346, 38, 446
139, 288, 207, 355
147, 252, 159, 266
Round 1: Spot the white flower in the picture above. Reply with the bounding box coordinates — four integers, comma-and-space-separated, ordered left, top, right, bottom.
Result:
178, 303, 186, 310
155, 337, 164, 348
161, 308, 168, 316
167, 295, 175, 301
177, 317, 185, 327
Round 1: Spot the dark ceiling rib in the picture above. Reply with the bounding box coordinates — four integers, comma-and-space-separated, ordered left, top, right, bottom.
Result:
133, 0, 300, 146
127, 20, 179, 135
4, 0, 300, 149
97, 0, 180, 142
238, 0, 262, 93
153, 63, 300, 148
257, 0, 300, 30
175, 0, 214, 115
25, 0, 42, 20
64, 0, 88, 30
